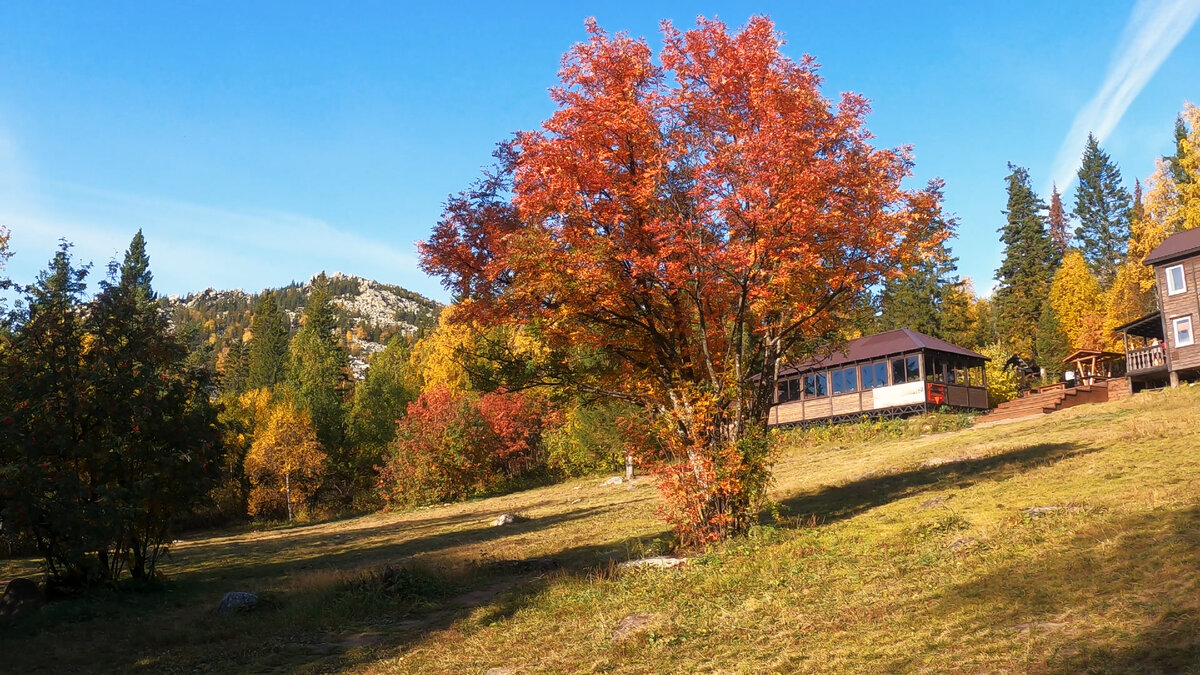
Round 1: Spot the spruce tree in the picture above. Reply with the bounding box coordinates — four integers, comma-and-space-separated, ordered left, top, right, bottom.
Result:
285, 274, 349, 458
1047, 184, 1071, 256
876, 215, 963, 339
994, 164, 1057, 361
348, 336, 416, 490
246, 291, 289, 390
1034, 304, 1071, 378
1072, 134, 1131, 286
1165, 115, 1193, 187
89, 233, 223, 580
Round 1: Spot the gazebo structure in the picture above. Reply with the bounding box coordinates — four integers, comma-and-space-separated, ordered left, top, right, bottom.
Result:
1061, 348, 1125, 387
768, 328, 989, 427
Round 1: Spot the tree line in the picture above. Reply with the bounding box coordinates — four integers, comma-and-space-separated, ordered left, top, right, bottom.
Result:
3, 16, 1198, 568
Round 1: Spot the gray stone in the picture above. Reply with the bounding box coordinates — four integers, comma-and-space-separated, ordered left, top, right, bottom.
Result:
493, 513, 520, 526
216, 591, 258, 614
599, 476, 624, 486
1023, 506, 1063, 518
611, 613, 658, 641
617, 556, 688, 570
0, 578, 42, 619
948, 537, 977, 552
485, 668, 516, 675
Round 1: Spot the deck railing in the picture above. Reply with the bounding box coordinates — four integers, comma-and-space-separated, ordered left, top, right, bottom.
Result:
1126, 344, 1166, 373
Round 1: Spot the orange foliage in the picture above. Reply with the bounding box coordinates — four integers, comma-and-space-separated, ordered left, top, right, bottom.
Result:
378, 388, 552, 506
420, 16, 947, 545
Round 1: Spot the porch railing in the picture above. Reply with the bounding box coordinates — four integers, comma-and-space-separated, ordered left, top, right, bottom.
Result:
1126, 344, 1166, 373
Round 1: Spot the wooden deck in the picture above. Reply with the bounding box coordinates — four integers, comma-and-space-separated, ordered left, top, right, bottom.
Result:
978, 381, 1119, 425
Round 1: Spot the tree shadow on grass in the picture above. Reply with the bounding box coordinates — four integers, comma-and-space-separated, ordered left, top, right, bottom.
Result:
885, 505, 1200, 673
776, 441, 1092, 526
175, 494, 656, 585
0, 496, 667, 673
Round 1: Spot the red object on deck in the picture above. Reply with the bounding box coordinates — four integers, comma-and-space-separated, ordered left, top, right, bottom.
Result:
926, 382, 946, 406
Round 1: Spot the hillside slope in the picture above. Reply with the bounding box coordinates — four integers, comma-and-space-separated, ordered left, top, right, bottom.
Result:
161, 272, 441, 378
2, 387, 1198, 673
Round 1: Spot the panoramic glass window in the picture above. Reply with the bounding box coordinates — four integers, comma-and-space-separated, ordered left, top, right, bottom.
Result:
861, 361, 887, 389
906, 355, 921, 382
832, 367, 857, 394
805, 372, 828, 397
924, 354, 944, 382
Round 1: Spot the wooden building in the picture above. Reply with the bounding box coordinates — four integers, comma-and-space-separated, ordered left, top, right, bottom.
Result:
1115, 227, 1200, 391
768, 328, 989, 427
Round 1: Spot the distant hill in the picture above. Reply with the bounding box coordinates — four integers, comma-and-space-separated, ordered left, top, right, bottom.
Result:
160, 272, 442, 379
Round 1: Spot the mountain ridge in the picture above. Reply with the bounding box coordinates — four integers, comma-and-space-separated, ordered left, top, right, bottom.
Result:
161, 271, 442, 379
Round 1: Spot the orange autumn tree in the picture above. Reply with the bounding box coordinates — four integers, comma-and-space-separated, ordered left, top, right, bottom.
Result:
420, 16, 948, 546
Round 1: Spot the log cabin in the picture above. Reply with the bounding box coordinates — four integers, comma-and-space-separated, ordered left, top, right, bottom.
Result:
768, 328, 989, 427
1115, 227, 1200, 391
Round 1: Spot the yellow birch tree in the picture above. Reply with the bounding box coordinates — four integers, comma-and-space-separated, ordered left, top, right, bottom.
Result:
1049, 250, 1105, 351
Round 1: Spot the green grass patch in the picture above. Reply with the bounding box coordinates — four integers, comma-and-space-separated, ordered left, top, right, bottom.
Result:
3, 387, 1199, 673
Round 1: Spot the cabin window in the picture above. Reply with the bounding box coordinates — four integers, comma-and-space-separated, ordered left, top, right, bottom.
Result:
832, 367, 857, 394
947, 360, 965, 385
924, 354, 945, 382
967, 365, 985, 387
1166, 264, 1187, 296
860, 361, 887, 389
906, 355, 921, 382
776, 378, 803, 403
1174, 315, 1195, 347
804, 372, 828, 398
891, 355, 921, 384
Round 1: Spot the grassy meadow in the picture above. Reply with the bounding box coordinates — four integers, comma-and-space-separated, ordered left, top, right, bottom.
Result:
3, 386, 1199, 673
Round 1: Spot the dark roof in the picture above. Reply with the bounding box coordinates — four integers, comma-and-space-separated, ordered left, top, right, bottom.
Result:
1062, 349, 1124, 363
1112, 311, 1164, 339
779, 328, 987, 377
1144, 228, 1200, 266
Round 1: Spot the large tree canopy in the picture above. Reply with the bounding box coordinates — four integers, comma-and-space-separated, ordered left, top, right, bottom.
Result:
420, 16, 947, 544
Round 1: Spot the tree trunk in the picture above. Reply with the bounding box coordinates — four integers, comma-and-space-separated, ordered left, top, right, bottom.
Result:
284, 471, 293, 522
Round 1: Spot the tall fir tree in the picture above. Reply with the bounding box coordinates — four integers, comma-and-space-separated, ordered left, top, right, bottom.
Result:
875, 215, 973, 342
285, 273, 349, 460
1072, 134, 1131, 286
1033, 303, 1071, 378
348, 336, 417, 488
1047, 183, 1071, 256
245, 291, 290, 390
994, 164, 1057, 361
1165, 114, 1193, 188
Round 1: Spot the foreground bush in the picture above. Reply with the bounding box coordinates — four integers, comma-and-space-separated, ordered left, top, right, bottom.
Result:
378, 388, 549, 506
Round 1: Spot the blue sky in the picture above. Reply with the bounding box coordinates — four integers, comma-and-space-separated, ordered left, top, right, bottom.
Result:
1, 1, 1198, 302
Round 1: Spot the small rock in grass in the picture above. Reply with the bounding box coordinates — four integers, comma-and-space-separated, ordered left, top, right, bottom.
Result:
1023, 506, 1063, 518
948, 537, 977, 552
216, 591, 258, 614
599, 476, 624, 486
493, 513, 521, 526
920, 495, 952, 509
611, 613, 658, 641
0, 578, 43, 619
617, 556, 688, 570
485, 668, 516, 675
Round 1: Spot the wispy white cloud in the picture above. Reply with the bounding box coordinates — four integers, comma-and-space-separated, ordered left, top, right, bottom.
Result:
1049, 0, 1200, 194
0, 129, 443, 300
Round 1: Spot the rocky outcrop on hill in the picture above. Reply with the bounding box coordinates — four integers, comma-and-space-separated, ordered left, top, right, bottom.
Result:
161, 272, 441, 379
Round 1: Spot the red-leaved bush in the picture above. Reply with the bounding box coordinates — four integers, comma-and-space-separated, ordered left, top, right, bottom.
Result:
377, 388, 550, 506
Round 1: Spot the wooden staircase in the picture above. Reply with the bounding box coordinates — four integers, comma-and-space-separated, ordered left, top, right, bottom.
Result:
981, 382, 1111, 424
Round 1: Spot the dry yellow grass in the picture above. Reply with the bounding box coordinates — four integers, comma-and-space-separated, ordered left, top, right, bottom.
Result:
2, 386, 1199, 673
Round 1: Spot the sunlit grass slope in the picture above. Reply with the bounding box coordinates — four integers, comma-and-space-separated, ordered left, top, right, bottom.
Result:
2, 386, 1198, 673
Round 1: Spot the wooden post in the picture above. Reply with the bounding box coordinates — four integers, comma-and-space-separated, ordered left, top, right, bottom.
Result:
625, 453, 634, 480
